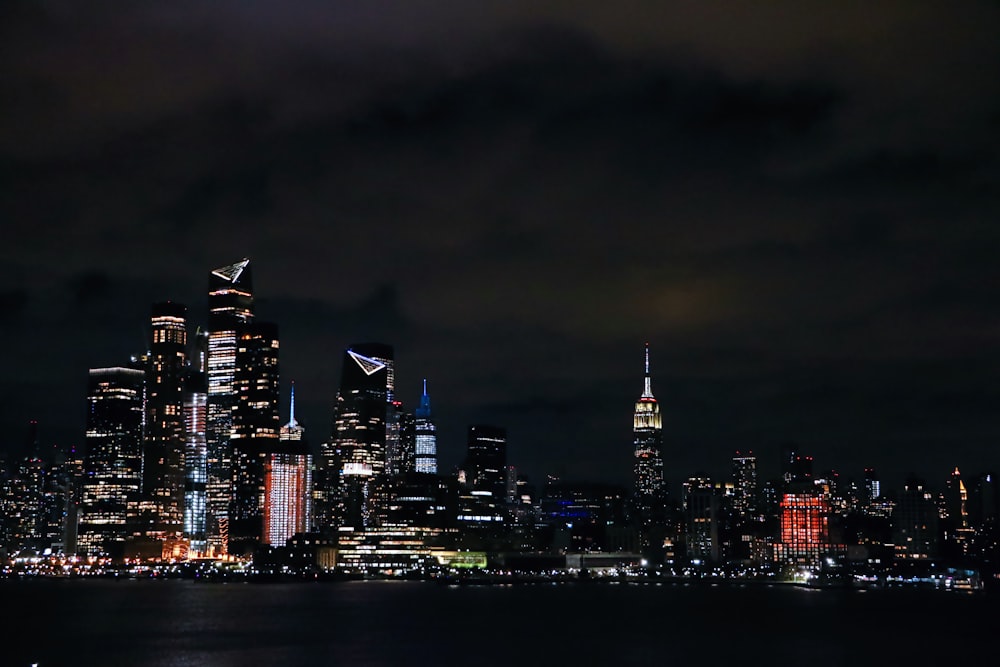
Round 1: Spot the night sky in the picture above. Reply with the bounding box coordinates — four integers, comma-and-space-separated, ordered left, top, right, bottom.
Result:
2, 2, 999, 494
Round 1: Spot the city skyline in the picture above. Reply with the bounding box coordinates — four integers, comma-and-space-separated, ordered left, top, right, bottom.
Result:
3, 281, 994, 498
2, 2, 1000, 494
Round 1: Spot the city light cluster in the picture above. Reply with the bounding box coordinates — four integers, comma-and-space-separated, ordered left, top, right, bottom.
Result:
1, 259, 997, 594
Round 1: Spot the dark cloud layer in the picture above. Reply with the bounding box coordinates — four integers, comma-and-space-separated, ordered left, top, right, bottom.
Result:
2, 1, 999, 492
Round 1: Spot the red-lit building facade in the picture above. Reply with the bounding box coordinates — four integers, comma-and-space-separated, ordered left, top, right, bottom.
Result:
774, 493, 837, 565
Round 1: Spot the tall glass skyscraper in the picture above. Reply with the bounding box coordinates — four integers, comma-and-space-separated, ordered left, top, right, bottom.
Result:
140, 301, 188, 552
206, 258, 253, 555
632, 343, 664, 527
324, 343, 393, 528
78, 365, 144, 556
465, 424, 507, 499
229, 321, 280, 554
183, 330, 209, 556
414, 379, 437, 474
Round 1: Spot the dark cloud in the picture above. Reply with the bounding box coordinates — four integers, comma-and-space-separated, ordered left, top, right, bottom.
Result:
0, 288, 29, 325
1, 1, 999, 492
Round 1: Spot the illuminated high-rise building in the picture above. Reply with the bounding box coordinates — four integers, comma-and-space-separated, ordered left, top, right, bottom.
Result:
465, 424, 507, 499
633, 343, 665, 526
206, 258, 254, 555
731, 450, 757, 523
78, 366, 145, 556
139, 301, 188, 550
414, 379, 437, 474
324, 343, 393, 528
774, 492, 831, 565
385, 400, 406, 477
863, 467, 881, 505
891, 476, 939, 559
263, 383, 313, 547
457, 424, 508, 528
229, 321, 281, 554
183, 330, 209, 556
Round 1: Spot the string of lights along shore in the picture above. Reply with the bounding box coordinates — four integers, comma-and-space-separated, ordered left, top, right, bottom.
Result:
1, 257, 997, 589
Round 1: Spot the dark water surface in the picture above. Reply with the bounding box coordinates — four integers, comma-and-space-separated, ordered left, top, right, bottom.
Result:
3, 579, 996, 667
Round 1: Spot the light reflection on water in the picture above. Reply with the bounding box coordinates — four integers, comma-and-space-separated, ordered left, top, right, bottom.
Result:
3, 579, 995, 667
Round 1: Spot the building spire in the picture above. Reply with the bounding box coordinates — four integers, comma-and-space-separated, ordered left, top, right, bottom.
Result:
641, 342, 654, 399
288, 381, 298, 427
416, 378, 432, 417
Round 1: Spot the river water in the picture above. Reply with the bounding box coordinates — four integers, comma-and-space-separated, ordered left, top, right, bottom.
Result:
3, 578, 995, 667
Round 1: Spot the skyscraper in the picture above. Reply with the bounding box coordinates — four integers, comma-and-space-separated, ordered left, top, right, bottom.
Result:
264, 383, 313, 547
206, 258, 254, 555
139, 301, 187, 553
458, 424, 508, 528
385, 400, 405, 478
229, 321, 281, 553
183, 331, 209, 556
325, 343, 393, 529
414, 379, 437, 474
465, 424, 507, 499
78, 366, 145, 556
731, 450, 757, 523
632, 343, 665, 527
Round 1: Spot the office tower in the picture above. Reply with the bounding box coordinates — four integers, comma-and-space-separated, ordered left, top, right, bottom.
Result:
229, 321, 281, 553
326, 343, 393, 528
263, 384, 313, 547
183, 331, 209, 556
398, 410, 416, 476
140, 301, 188, 551
683, 474, 720, 562
465, 424, 507, 498
206, 258, 254, 555
1, 422, 49, 554
385, 400, 405, 477
633, 343, 665, 526
414, 379, 437, 474
731, 450, 757, 523
456, 425, 508, 530
79, 366, 145, 556
863, 468, 881, 504
891, 476, 940, 559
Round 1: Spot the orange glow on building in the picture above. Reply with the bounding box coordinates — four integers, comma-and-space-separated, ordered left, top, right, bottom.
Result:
263, 453, 312, 547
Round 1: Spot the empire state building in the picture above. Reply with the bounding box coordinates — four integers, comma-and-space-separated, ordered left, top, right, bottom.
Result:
633, 343, 664, 525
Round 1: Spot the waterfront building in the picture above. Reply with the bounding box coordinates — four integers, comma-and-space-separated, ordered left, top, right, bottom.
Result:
229, 321, 281, 554
891, 476, 940, 559
539, 479, 629, 552
774, 492, 833, 565
414, 379, 437, 474
206, 258, 254, 555
375, 471, 458, 530
263, 384, 313, 547
139, 301, 188, 553
464, 424, 507, 500
457, 425, 508, 530
324, 343, 393, 529
78, 369, 146, 556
